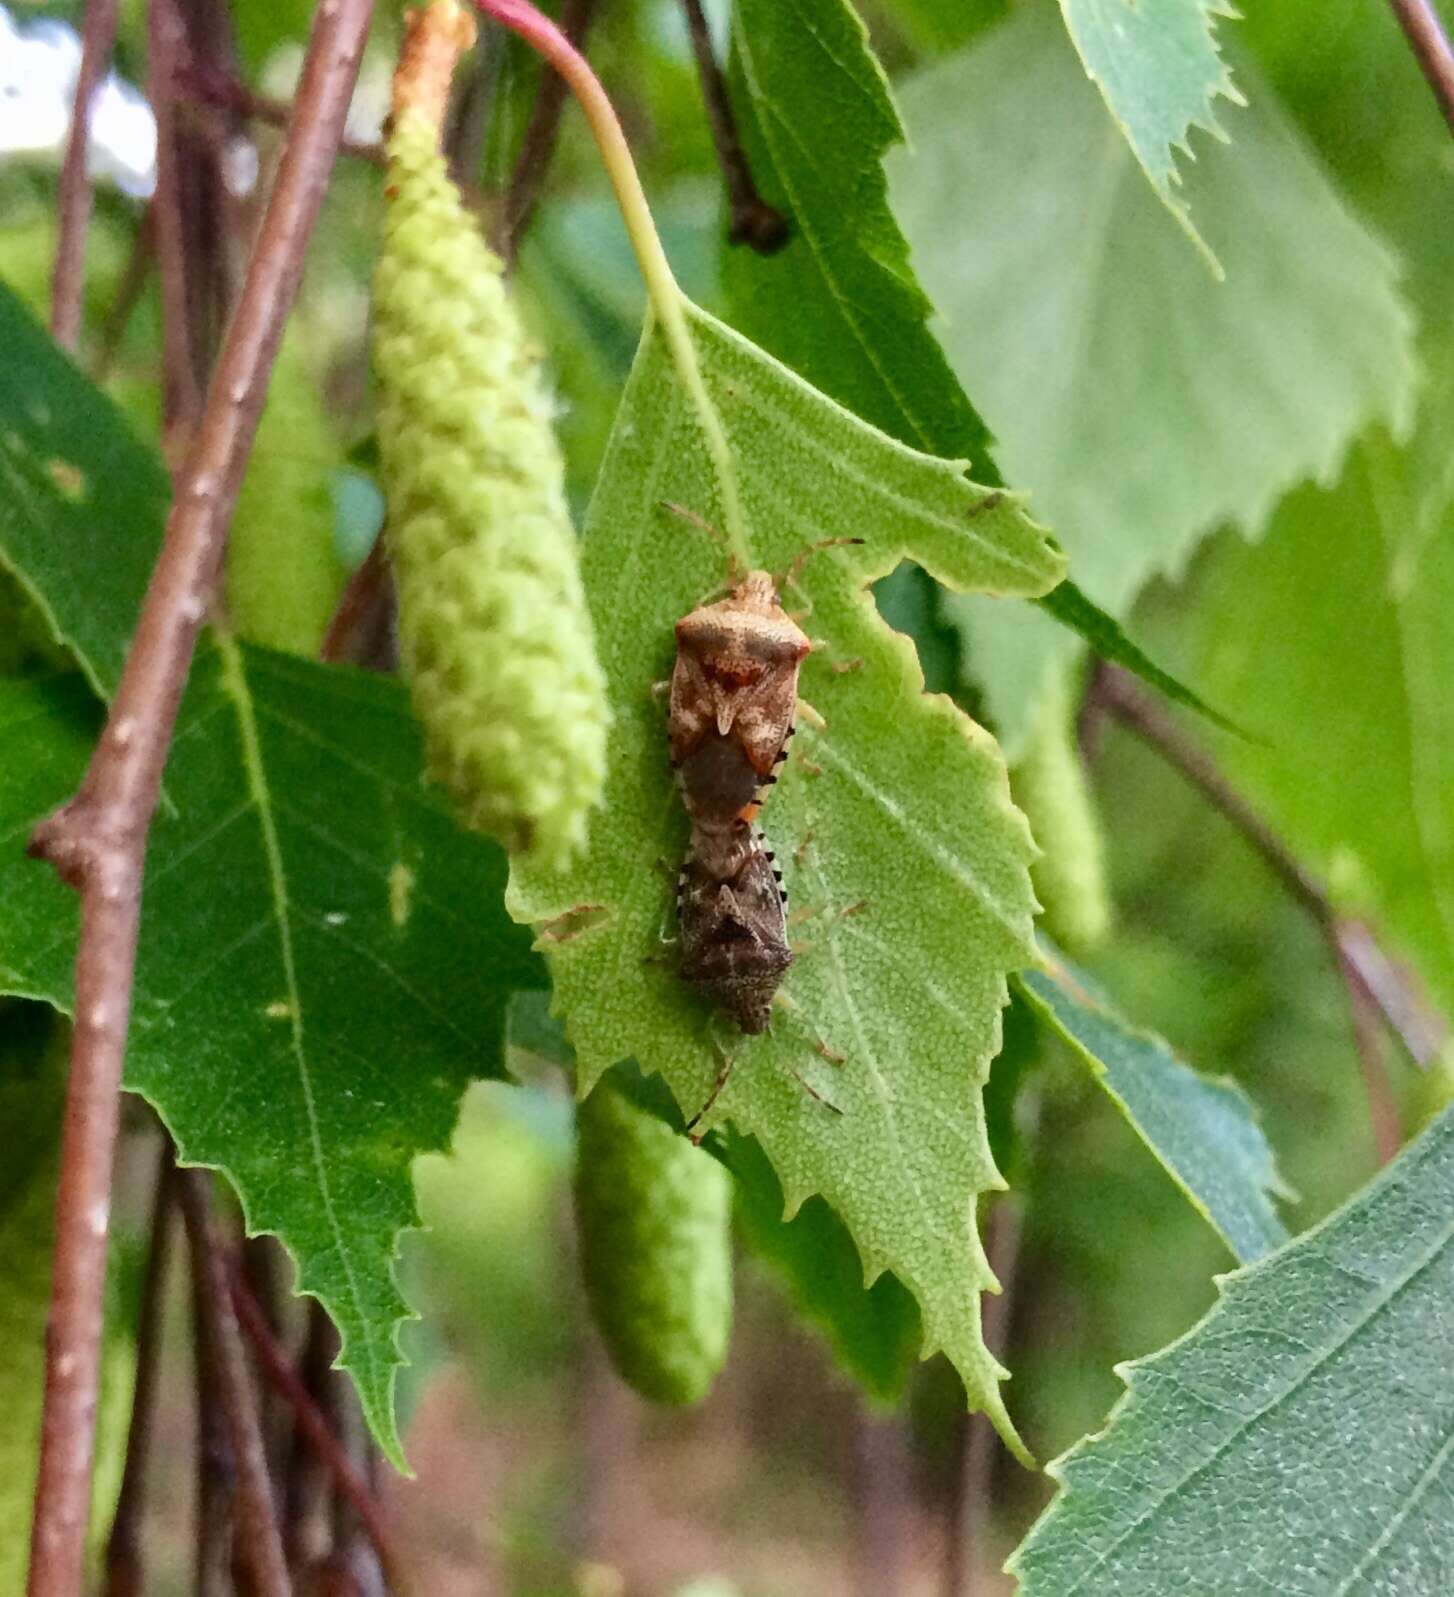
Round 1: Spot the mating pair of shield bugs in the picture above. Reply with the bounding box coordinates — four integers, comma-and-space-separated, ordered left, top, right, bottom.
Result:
659, 511, 862, 1128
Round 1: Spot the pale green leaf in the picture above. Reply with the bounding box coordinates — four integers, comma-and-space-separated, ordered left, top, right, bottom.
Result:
1018, 951, 1290, 1265
1056, 0, 1242, 265
888, 5, 1417, 752
1009, 1102, 1454, 1595
511, 303, 1065, 1455
1193, 424, 1454, 1019
0, 654, 544, 1465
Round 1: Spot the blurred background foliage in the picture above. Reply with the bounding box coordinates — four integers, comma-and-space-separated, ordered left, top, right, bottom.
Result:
1, 0, 1449, 1591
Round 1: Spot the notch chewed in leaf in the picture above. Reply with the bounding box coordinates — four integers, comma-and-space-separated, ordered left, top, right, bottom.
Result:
511, 302, 1065, 1459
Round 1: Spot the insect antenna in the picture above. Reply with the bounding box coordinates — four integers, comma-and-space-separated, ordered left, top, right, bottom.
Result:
660, 499, 744, 588
777, 535, 865, 595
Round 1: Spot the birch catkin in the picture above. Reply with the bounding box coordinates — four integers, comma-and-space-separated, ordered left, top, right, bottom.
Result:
373, 2, 609, 868
574, 1077, 734, 1405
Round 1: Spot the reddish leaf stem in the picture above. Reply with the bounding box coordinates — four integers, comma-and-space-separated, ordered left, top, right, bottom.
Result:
23, 2, 376, 1590
51, 0, 122, 350
1386, 0, 1454, 136
180, 1172, 292, 1596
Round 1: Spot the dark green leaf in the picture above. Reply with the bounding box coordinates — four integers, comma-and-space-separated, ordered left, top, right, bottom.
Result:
0, 285, 166, 696
0, 649, 544, 1464
1010, 1103, 1454, 1595
1037, 580, 1245, 739
724, 0, 997, 469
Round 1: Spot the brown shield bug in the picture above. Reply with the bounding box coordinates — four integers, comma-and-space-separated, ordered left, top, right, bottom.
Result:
663, 511, 862, 850
676, 830, 792, 1035
675, 828, 846, 1138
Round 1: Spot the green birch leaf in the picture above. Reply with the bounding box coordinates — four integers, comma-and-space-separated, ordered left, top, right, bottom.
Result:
1018, 950, 1290, 1265
723, 0, 996, 467
1055, 0, 1242, 268
1194, 425, 1454, 1019
511, 304, 1065, 1457
888, 5, 1417, 753
0, 285, 168, 697
0, 651, 544, 1465
1009, 1102, 1454, 1595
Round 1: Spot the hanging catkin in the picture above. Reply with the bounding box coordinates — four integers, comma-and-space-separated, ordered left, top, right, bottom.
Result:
373, 1, 609, 868
574, 1076, 734, 1405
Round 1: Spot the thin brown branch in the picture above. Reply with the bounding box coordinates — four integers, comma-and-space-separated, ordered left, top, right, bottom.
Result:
283, 1299, 341, 1569
180, 1172, 291, 1597
320, 541, 399, 670
149, 0, 205, 445
499, 0, 601, 264
1337, 941, 1404, 1165
944, 1194, 1026, 1597
851, 1407, 915, 1597
102, 1142, 175, 1597
1097, 665, 1448, 1070
23, 2, 376, 1590
190, 1188, 238, 1597
51, 0, 123, 349
91, 207, 157, 387
1387, 0, 1454, 136
232, 1277, 411, 1595
679, 0, 789, 253
178, 63, 389, 169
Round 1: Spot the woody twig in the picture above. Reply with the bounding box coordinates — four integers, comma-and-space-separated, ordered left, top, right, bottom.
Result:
51, 0, 122, 350
1094, 663, 1447, 1157
678, 0, 789, 252
23, 2, 376, 1590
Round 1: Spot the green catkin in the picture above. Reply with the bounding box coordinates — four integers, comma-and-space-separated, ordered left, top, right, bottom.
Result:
1012, 660, 1112, 957
574, 1078, 734, 1406
225, 329, 348, 657
373, 76, 610, 869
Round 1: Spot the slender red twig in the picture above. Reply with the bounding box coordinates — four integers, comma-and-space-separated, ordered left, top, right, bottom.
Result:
944, 1195, 1025, 1597
232, 1276, 412, 1595
1386, 0, 1454, 136
678, 0, 789, 252
149, 0, 205, 444
24, 3, 376, 1590
179, 1172, 292, 1596
284, 1299, 342, 1568
189, 1190, 238, 1597
91, 207, 157, 386
102, 1142, 175, 1597
51, 0, 123, 350
1097, 665, 1447, 1069
178, 63, 389, 169
1337, 942, 1404, 1165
